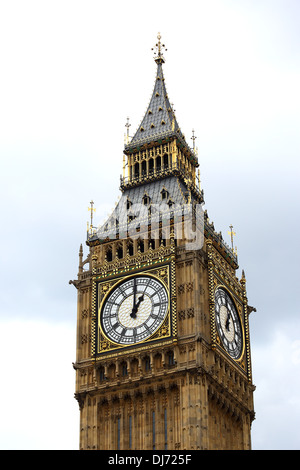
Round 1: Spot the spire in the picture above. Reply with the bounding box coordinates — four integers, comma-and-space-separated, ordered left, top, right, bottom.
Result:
125, 33, 187, 151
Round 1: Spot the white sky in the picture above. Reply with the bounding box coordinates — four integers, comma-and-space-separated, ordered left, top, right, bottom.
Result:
0, 0, 299, 450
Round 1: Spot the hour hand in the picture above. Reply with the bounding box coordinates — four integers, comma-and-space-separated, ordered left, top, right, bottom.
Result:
225, 309, 231, 331
130, 305, 137, 318
136, 293, 144, 309
130, 302, 137, 319
225, 313, 230, 331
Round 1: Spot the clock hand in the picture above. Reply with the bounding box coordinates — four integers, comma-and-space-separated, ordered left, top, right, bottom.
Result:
225, 296, 231, 331
133, 281, 150, 315
130, 293, 144, 318
130, 279, 137, 318
225, 312, 231, 331
133, 278, 137, 307
136, 293, 144, 310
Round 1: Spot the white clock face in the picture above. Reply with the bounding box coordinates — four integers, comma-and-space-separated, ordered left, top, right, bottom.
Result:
214, 287, 243, 359
100, 275, 169, 345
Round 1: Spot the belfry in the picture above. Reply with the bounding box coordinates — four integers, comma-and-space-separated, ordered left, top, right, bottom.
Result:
71, 34, 255, 450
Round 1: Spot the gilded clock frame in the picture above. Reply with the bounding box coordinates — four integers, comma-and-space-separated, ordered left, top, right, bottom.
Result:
207, 238, 250, 377
92, 261, 176, 356
213, 283, 246, 362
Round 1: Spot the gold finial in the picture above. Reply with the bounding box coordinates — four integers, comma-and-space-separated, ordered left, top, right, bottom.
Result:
227, 224, 236, 251
191, 129, 197, 150
88, 200, 96, 232
170, 102, 176, 130
240, 269, 246, 287
152, 32, 167, 63
125, 117, 131, 144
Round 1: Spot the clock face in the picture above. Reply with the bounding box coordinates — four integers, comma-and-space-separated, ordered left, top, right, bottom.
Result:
214, 287, 243, 360
100, 275, 169, 345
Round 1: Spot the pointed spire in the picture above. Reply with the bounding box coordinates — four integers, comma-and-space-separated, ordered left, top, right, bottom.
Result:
123, 34, 199, 174
127, 33, 184, 148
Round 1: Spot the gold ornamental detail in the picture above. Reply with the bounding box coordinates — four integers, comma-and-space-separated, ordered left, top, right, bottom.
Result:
95, 263, 175, 356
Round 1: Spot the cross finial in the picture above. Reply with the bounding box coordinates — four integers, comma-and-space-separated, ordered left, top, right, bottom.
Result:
88, 200, 96, 232
152, 32, 167, 64
191, 129, 197, 150
125, 117, 131, 144
227, 224, 236, 251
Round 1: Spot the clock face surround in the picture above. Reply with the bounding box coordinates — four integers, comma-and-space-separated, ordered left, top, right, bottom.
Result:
100, 275, 169, 346
214, 287, 243, 360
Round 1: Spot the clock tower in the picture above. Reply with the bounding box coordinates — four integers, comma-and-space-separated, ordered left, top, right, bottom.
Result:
71, 34, 255, 450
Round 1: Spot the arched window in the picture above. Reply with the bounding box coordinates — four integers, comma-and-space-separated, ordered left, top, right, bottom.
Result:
134, 162, 139, 178
167, 350, 175, 366
144, 356, 151, 372
117, 244, 123, 259
163, 154, 169, 169
142, 194, 151, 206
121, 361, 128, 377
106, 247, 112, 262
127, 240, 134, 256
99, 366, 105, 381
149, 158, 154, 174
161, 188, 169, 200
156, 156, 161, 172
127, 197, 132, 210
138, 239, 144, 253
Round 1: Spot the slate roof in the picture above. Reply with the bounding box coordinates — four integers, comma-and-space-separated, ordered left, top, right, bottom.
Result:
124, 61, 191, 154
95, 175, 193, 241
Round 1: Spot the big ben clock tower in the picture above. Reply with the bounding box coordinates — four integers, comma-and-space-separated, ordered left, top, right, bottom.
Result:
71, 34, 255, 450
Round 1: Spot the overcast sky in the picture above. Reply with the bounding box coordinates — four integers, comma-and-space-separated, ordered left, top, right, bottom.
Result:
0, 0, 299, 450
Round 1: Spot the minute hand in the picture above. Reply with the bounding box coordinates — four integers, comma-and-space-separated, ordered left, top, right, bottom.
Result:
130, 294, 144, 318
225, 296, 231, 331
133, 279, 136, 308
